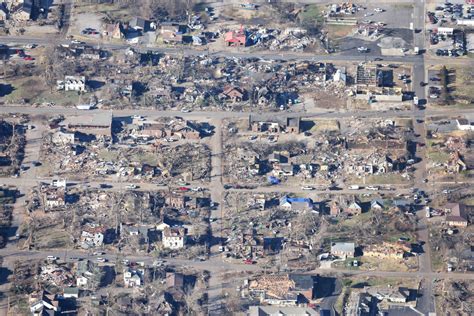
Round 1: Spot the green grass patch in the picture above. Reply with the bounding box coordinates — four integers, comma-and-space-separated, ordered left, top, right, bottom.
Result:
461, 197, 474, 206
364, 174, 410, 185
301, 5, 324, 22
325, 24, 353, 38
130, 152, 159, 166
427, 151, 450, 164
98, 149, 120, 162
36, 230, 71, 249
4, 76, 91, 106
335, 287, 350, 315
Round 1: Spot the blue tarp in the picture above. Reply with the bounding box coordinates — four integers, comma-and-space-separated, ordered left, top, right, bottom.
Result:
268, 176, 280, 185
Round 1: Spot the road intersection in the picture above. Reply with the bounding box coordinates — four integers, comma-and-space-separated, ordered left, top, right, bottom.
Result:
0, 1, 471, 314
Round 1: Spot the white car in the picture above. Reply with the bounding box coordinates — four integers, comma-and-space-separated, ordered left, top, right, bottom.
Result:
374, 8, 384, 12
181, 108, 191, 113
357, 46, 369, 53
96, 257, 107, 263
301, 186, 315, 190
268, 136, 277, 143
47, 256, 58, 261
126, 184, 137, 189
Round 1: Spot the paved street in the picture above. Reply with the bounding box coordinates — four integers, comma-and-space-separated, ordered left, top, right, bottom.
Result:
0, 0, 473, 314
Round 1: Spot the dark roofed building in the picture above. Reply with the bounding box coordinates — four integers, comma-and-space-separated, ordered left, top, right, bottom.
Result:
444, 203, 469, 227
289, 274, 317, 302
130, 17, 151, 32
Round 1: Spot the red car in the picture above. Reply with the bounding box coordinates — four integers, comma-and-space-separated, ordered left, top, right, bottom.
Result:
178, 187, 190, 191
243, 259, 254, 265
24, 56, 34, 61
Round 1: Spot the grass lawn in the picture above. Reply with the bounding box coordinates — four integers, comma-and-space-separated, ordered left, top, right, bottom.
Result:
131, 152, 159, 166
427, 150, 450, 164
4, 76, 91, 106
36, 229, 72, 249
325, 24, 353, 38
98, 149, 121, 162
351, 276, 418, 288
461, 197, 474, 206
334, 286, 350, 315
300, 5, 325, 24
310, 119, 340, 132
364, 173, 411, 185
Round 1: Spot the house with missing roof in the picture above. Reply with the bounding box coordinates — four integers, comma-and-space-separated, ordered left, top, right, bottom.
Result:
249, 115, 301, 134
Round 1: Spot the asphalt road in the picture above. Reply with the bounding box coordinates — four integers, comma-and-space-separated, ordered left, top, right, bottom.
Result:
0, 105, 473, 121
0, 35, 424, 64
0, 2, 470, 313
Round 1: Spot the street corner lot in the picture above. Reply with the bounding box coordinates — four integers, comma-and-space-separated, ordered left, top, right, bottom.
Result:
336, 3, 414, 56
68, 12, 104, 39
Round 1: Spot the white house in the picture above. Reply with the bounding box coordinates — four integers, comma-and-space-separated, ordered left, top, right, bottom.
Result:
436, 27, 454, 36
57, 76, 87, 92
162, 227, 186, 249
457, 19, 474, 27
76, 275, 89, 287
456, 118, 474, 131
123, 269, 142, 288
80, 225, 105, 249
63, 287, 79, 299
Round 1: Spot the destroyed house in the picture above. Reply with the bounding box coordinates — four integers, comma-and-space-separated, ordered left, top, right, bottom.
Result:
13, 0, 32, 20
41, 187, 66, 211
224, 29, 246, 46
166, 194, 186, 209
236, 232, 264, 258
356, 65, 377, 87
136, 123, 165, 138
172, 121, 201, 139
366, 286, 409, 303
161, 23, 184, 43
346, 201, 362, 215
124, 268, 142, 288
249, 116, 300, 134
58, 45, 106, 60
221, 85, 245, 102
162, 227, 186, 249
248, 306, 318, 316
249, 274, 317, 304
364, 241, 410, 259
80, 225, 106, 248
